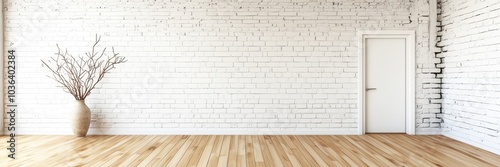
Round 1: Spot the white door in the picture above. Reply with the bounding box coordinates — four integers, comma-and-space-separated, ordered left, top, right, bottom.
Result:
365, 38, 406, 133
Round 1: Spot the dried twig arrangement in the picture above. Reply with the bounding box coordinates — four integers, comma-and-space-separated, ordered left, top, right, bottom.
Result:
41, 35, 127, 100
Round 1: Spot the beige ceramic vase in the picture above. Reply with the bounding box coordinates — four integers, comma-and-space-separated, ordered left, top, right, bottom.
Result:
72, 100, 91, 137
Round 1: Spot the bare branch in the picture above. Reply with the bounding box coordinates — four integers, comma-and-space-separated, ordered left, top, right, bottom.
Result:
41, 35, 127, 100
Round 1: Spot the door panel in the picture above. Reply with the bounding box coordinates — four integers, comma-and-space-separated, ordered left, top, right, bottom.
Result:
365, 38, 406, 133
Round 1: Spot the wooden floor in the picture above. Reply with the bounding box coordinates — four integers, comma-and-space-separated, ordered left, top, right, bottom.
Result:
1, 135, 499, 166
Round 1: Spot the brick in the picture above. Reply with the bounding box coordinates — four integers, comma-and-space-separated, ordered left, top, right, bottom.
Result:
6, 0, 436, 135
437, 0, 500, 148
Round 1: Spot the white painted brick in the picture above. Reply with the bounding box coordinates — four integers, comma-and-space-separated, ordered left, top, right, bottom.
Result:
4, 0, 434, 135
439, 0, 500, 151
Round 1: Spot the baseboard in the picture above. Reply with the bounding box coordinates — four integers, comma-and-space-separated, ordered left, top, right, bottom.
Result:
5, 128, 447, 136
6, 128, 359, 135
87, 128, 359, 135
443, 133, 500, 155
3, 129, 72, 135
415, 131, 442, 135
415, 128, 442, 135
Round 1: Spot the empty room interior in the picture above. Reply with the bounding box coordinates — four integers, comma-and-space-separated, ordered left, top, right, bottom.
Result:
1, 0, 500, 166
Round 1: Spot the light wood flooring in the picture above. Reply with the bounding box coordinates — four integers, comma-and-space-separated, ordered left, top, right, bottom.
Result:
1, 134, 499, 166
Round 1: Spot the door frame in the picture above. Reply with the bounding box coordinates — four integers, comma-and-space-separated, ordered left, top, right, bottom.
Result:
357, 30, 416, 135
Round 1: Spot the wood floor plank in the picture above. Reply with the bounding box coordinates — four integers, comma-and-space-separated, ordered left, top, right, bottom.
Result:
251, 135, 265, 167
16, 136, 85, 165
175, 135, 204, 167
186, 135, 211, 167
237, 135, 247, 167
321, 136, 363, 167
136, 136, 177, 167
108, 136, 157, 166
369, 135, 439, 166
154, 135, 190, 166
196, 135, 216, 167
17, 136, 85, 166
278, 135, 312, 167
269, 135, 295, 167
285, 135, 321, 167
262, 135, 286, 167
362, 135, 404, 166
145, 136, 181, 166
309, 135, 351, 166
257, 135, 276, 167
227, 135, 239, 167
375, 134, 451, 166
117, 136, 163, 166
15, 135, 60, 151
342, 135, 387, 166
362, 135, 419, 166
2, 134, 499, 166
245, 135, 256, 167
419, 135, 497, 166
274, 136, 302, 167
295, 135, 335, 167
95, 136, 144, 166
420, 135, 492, 167
216, 135, 231, 167
165, 135, 197, 167
86, 136, 138, 166
206, 136, 223, 167
31, 135, 117, 166
327, 136, 369, 167
372, 134, 439, 166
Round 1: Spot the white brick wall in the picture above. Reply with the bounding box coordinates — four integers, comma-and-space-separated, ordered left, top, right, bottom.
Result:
3, 0, 435, 135
440, 0, 500, 153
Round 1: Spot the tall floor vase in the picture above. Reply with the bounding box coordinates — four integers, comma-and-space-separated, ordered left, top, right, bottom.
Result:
72, 100, 91, 137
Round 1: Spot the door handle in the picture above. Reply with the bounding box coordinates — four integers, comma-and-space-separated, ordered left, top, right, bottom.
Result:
366, 88, 377, 91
